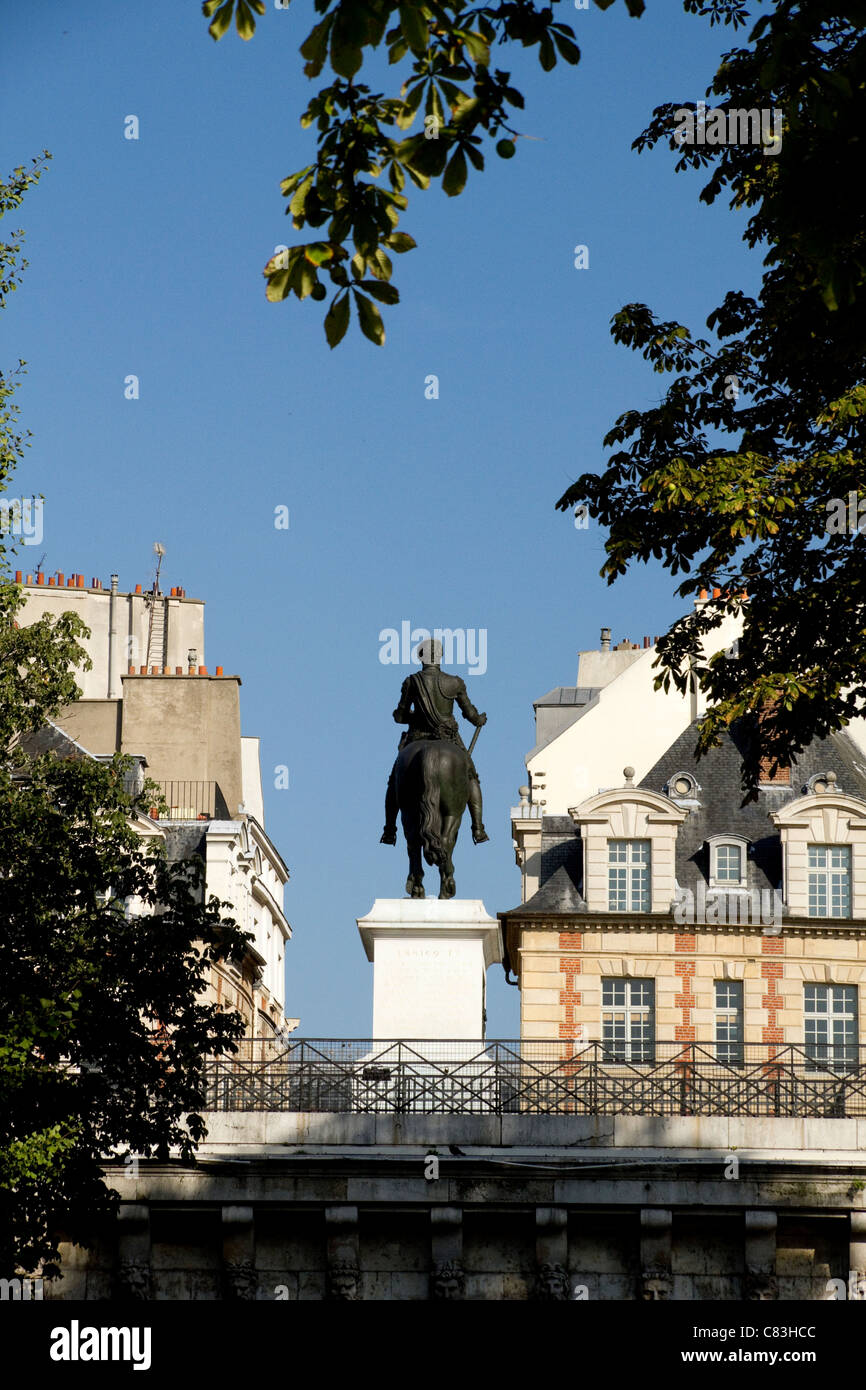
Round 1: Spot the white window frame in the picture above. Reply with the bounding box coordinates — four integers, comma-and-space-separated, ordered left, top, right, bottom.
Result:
608, 839, 651, 912
707, 835, 749, 890
808, 844, 851, 919
804, 983, 857, 1069
602, 978, 655, 1062
714, 980, 744, 1065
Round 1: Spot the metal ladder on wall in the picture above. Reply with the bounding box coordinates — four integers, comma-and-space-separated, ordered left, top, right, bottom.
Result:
144, 544, 167, 671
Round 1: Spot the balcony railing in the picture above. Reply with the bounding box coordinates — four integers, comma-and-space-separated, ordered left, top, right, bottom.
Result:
201, 1039, 866, 1117
149, 781, 229, 821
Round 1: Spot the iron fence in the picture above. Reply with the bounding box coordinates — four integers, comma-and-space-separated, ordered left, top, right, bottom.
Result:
201, 1039, 866, 1117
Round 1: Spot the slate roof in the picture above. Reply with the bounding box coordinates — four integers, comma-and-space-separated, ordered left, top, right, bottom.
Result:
533, 686, 600, 709
528, 687, 601, 758
506, 863, 586, 917
18, 720, 94, 761
502, 720, 866, 916
643, 721, 866, 895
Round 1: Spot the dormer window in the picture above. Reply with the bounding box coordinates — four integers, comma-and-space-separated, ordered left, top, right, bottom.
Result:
666, 771, 699, 802
708, 835, 749, 889
808, 845, 851, 919
805, 771, 840, 796
608, 840, 651, 912
772, 789, 866, 920
570, 781, 687, 914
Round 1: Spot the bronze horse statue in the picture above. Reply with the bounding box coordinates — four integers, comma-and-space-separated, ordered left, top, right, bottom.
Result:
394, 737, 471, 899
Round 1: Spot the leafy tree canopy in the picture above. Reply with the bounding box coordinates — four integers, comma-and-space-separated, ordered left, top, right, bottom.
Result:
196, 0, 671, 344
557, 1, 866, 794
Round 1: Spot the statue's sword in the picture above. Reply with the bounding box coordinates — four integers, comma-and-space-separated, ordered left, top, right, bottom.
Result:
466, 721, 484, 759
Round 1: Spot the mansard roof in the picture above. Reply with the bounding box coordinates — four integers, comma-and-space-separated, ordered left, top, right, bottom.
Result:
500, 863, 585, 919
503, 721, 866, 931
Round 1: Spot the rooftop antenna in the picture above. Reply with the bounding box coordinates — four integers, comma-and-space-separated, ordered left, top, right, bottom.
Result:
35, 553, 46, 575
152, 541, 165, 592
145, 542, 166, 670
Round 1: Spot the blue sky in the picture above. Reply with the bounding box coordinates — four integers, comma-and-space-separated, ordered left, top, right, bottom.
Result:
3, 0, 764, 1035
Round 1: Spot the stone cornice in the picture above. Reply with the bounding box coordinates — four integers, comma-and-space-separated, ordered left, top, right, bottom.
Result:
499, 912, 866, 938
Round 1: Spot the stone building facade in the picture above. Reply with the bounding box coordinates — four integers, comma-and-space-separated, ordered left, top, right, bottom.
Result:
17, 569, 296, 1040
45, 1114, 866, 1302
506, 724, 866, 1057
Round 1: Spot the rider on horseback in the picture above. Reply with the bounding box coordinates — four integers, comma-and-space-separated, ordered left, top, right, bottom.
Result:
380, 638, 489, 847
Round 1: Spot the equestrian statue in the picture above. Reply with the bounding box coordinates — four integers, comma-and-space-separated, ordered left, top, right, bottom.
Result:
380, 638, 488, 899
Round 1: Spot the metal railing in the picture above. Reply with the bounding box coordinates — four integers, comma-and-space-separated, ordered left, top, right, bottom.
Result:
201, 1040, 866, 1117
149, 781, 229, 821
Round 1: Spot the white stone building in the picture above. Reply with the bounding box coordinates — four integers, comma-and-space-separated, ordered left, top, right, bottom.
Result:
16, 566, 296, 1040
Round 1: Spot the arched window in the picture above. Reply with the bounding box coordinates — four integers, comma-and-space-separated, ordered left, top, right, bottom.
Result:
707, 835, 749, 890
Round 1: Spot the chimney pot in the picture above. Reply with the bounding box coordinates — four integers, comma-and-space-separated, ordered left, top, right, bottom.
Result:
14, 570, 22, 583
600, 627, 611, 652
198, 666, 207, 676
175, 666, 182, 675
36, 573, 44, 585
215, 665, 224, 676
135, 583, 142, 594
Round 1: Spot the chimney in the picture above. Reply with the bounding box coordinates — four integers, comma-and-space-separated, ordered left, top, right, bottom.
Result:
600, 627, 611, 653
108, 573, 120, 699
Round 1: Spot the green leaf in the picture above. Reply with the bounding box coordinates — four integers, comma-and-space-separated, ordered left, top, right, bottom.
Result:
235, 0, 257, 40
386, 232, 417, 254
551, 30, 580, 65
280, 166, 314, 198
265, 270, 292, 303
452, 95, 480, 128
300, 14, 335, 77
399, 3, 428, 56
360, 280, 399, 305
304, 242, 334, 266
404, 137, 447, 178
324, 293, 351, 348
298, 261, 317, 298
290, 175, 314, 222
372, 248, 393, 281
355, 291, 386, 345
461, 30, 490, 66
396, 80, 425, 131
207, 1, 234, 41
330, 8, 364, 78
538, 32, 556, 72
442, 146, 467, 197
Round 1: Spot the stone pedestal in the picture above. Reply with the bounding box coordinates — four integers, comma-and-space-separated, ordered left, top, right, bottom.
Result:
357, 899, 502, 1039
